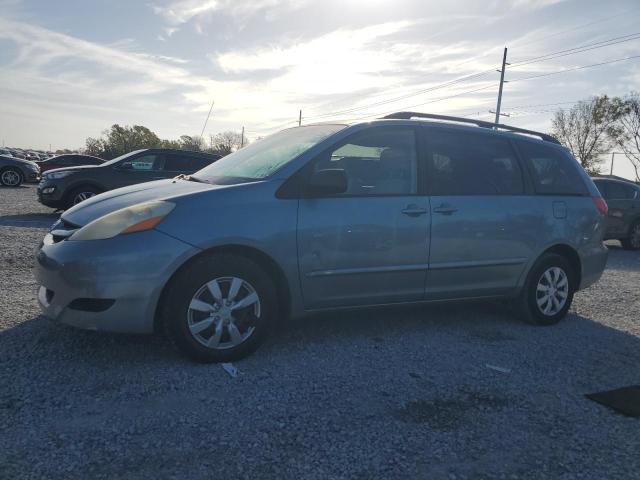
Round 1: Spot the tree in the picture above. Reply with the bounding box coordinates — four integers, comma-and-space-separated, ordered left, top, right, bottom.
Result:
608, 92, 640, 182
209, 131, 249, 156
551, 96, 618, 175
84, 124, 163, 159
178, 135, 205, 152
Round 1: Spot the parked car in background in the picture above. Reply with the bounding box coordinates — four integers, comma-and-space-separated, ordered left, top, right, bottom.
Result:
0, 148, 12, 157
592, 177, 640, 250
0, 155, 40, 186
37, 154, 104, 173
35, 113, 608, 362
37, 148, 221, 209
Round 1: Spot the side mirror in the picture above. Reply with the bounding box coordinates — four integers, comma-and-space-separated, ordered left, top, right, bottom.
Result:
306, 169, 347, 196
118, 162, 133, 170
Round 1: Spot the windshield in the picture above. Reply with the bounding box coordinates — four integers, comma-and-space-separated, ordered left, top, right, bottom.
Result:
101, 149, 145, 166
193, 125, 346, 183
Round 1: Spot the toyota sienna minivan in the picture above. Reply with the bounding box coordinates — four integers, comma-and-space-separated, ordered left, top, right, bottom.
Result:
36, 113, 609, 362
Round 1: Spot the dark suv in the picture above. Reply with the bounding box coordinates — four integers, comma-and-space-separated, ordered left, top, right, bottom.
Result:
37, 154, 104, 173
37, 149, 221, 209
592, 177, 640, 250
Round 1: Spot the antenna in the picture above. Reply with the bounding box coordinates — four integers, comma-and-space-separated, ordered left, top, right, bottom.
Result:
200, 100, 215, 139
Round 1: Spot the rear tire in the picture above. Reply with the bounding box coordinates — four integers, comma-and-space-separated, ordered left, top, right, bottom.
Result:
0, 168, 23, 187
64, 186, 101, 209
620, 221, 640, 250
515, 253, 575, 326
161, 254, 277, 363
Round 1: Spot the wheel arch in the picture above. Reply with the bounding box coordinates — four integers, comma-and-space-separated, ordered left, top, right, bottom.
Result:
153, 244, 291, 333
539, 243, 582, 287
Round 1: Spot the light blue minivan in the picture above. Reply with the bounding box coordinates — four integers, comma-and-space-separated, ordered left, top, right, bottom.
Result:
36, 113, 609, 362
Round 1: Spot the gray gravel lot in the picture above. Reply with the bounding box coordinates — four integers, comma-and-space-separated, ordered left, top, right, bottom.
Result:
1, 185, 639, 480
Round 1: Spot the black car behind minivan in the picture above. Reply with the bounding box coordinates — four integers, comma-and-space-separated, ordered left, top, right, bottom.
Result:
37, 148, 221, 209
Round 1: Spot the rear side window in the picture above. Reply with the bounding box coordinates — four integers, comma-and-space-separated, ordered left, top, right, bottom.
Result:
603, 181, 637, 200
427, 129, 524, 195
517, 141, 587, 195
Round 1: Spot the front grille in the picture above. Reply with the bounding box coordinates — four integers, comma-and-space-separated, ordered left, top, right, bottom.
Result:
68, 298, 115, 312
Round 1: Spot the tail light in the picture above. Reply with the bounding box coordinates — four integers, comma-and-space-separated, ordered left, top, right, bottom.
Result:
592, 196, 608, 216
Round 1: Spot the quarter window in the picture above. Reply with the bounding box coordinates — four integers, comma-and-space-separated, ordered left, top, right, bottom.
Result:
427, 129, 524, 195
129, 154, 160, 171
311, 127, 418, 196
517, 141, 587, 195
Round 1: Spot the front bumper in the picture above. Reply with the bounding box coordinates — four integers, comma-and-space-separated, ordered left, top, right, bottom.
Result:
37, 180, 64, 208
36, 229, 197, 334
24, 170, 40, 183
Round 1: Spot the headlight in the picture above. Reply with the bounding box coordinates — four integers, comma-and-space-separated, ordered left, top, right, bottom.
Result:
45, 171, 73, 179
69, 201, 175, 241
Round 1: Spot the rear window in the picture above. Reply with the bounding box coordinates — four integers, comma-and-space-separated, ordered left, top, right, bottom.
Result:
517, 141, 587, 196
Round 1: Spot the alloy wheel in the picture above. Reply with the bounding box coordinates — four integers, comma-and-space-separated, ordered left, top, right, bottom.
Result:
1, 170, 21, 186
535, 266, 569, 316
73, 191, 96, 205
187, 276, 261, 350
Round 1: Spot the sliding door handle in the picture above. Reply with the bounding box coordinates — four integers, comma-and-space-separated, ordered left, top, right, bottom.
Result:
401, 205, 428, 217
433, 206, 458, 215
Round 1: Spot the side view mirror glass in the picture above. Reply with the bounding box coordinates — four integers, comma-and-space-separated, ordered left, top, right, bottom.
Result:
118, 162, 133, 170
306, 169, 348, 196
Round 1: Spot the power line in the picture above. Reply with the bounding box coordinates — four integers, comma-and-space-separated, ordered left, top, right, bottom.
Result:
303, 69, 496, 121
509, 54, 640, 83
508, 32, 640, 68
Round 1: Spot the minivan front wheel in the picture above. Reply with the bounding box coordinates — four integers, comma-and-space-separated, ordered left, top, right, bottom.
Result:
161, 254, 276, 363
517, 253, 575, 326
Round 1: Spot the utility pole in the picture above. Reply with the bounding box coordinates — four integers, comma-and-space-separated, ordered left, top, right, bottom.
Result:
494, 47, 508, 125
240, 126, 245, 148
298, 110, 302, 126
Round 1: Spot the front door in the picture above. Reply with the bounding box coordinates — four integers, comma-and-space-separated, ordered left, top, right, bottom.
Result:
424, 127, 537, 299
111, 153, 165, 189
297, 126, 430, 308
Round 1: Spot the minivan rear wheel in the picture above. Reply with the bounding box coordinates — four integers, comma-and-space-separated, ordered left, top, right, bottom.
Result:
161, 253, 277, 363
516, 253, 575, 326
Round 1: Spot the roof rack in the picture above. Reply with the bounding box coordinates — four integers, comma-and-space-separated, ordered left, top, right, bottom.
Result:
382, 112, 560, 144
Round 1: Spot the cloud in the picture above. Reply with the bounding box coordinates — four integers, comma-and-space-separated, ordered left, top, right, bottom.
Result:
152, 0, 307, 25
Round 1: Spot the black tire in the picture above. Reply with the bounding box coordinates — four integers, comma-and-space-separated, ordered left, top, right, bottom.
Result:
161, 253, 277, 363
620, 221, 640, 250
0, 168, 23, 187
515, 253, 575, 326
64, 186, 102, 209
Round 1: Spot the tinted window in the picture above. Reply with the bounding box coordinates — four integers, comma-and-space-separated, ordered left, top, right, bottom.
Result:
311, 126, 418, 196
129, 154, 161, 171
427, 129, 523, 195
163, 154, 189, 172
603, 181, 636, 200
517, 141, 587, 195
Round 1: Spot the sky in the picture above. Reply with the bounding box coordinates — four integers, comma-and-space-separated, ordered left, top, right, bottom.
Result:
1, 0, 639, 178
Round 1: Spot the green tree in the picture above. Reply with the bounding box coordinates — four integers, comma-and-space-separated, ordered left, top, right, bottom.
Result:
608, 92, 640, 182
551, 96, 619, 175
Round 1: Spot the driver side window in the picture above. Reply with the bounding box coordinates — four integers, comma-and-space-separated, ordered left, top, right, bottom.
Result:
311, 127, 418, 196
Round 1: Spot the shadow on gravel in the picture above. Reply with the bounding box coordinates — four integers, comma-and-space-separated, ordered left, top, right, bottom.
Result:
0, 213, 59, 228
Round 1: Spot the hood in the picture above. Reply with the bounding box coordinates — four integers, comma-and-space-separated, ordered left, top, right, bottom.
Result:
61, 178, 222, 226
44, 164, 99, 175
0, 155, 38, 168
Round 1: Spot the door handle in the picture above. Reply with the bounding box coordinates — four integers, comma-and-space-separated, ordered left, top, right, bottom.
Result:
401, 205, 428, 217
433, 205, 458, 215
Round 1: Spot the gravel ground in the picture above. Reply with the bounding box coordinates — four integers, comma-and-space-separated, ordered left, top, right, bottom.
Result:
1, 185, 639, 480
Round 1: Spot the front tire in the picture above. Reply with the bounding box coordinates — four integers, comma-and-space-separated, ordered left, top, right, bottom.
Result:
516, 253, 575, 326
620, 222, 640, 250
65, 186, 101, 209
0, 168, 23, 187
161, 254, 277, 363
